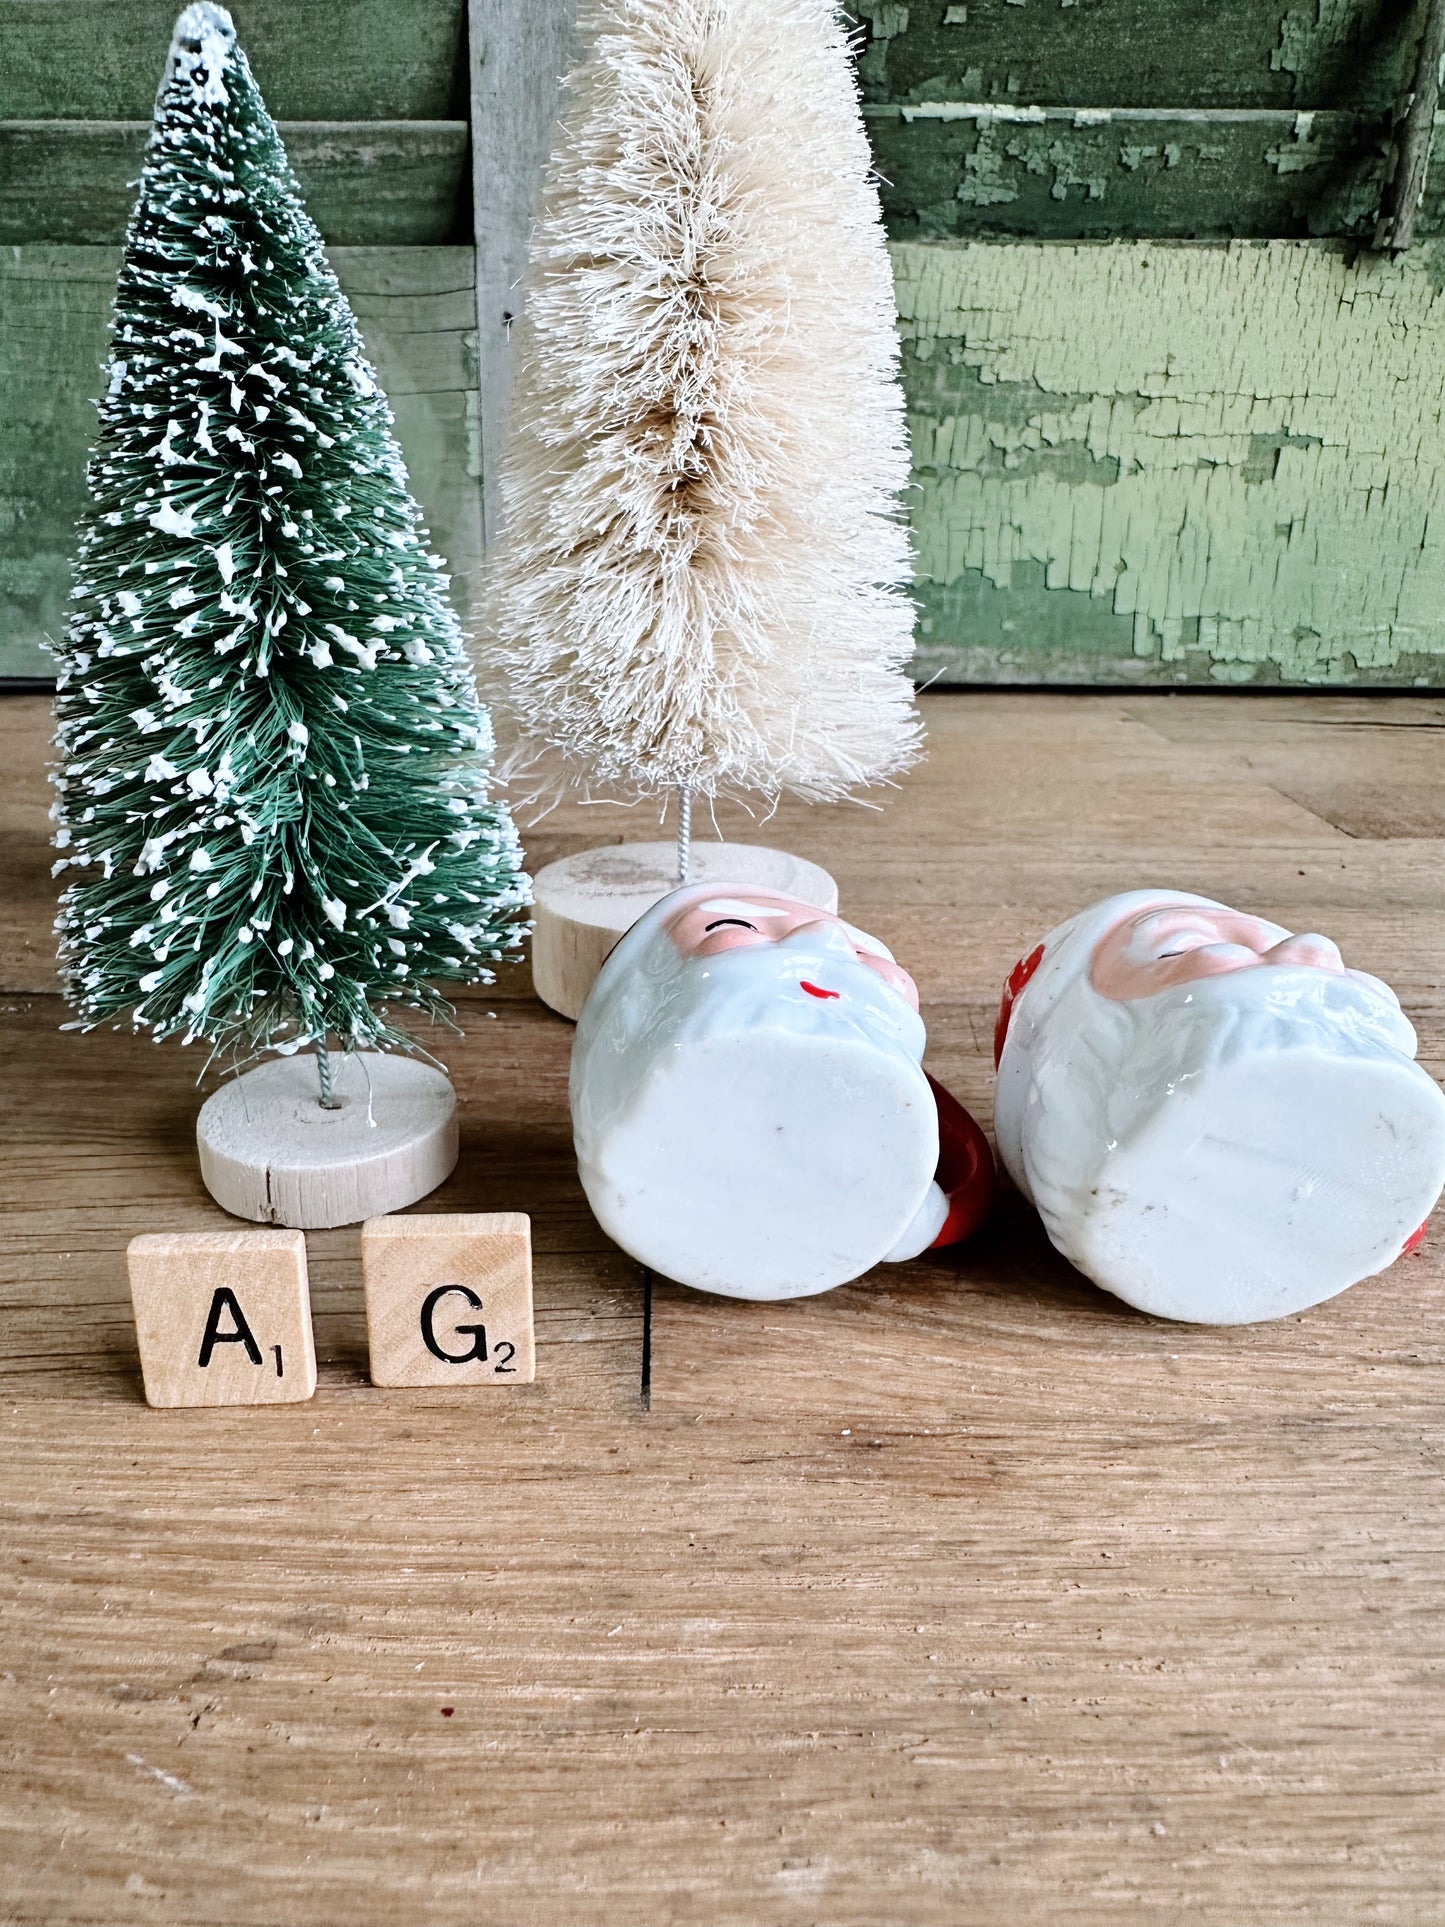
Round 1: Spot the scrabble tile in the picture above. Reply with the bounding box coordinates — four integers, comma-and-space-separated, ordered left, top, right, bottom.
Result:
362, 1213, 535, 1387
127, 1229, 317, 1408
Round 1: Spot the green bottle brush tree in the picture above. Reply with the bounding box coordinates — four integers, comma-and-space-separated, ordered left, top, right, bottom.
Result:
51, 3, 529, 1225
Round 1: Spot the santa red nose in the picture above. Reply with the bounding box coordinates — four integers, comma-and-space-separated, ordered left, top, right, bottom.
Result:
799, 980, 840, 1001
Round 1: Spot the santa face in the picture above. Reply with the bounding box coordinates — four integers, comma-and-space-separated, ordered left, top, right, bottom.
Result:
571, 885, 939, 1300
661, 889, 920, 1008
995, 889, 1445, 1325
1090, 900, 1367, 1000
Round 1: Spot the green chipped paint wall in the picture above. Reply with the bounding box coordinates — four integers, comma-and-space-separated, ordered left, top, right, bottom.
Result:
6, 0, 1445, 686
897, 238, 1445, 685
856, 0, 1445, 686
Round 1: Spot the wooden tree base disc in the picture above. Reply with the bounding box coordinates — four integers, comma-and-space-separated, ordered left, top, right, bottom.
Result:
196, 1053, 459, 1230
530, 841, 839, 1021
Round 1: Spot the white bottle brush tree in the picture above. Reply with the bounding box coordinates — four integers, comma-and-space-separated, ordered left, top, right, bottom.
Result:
482, 0, 921, 889
52, 4, 528, 1109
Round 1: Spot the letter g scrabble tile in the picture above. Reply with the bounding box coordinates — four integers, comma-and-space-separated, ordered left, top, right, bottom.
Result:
361, 1213, 535, 1388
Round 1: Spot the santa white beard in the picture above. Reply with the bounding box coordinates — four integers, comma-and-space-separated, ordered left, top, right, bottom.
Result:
997, 962, 1445, 1323
571, 914, 939, 1299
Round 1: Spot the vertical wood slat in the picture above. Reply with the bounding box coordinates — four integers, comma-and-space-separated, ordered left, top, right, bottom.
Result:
467, 0, 578, 544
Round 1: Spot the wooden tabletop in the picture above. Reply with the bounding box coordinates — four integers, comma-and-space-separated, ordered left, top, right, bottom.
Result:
3, 690, 1444, 1926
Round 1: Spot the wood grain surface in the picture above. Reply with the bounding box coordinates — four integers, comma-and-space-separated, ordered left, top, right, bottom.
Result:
3, 689, 1445, 1924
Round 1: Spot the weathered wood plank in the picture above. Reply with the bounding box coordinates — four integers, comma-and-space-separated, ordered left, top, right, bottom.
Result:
0, 0, 468, 121
17, 7, 1424, 255
5, 692, 1445, 1923
869, 105, 1434, 241
855, 0, 1424, 113
897, 237, 1445, 686
0, 246, 484, 679
0, 119, 469, 246
10, 684, 1445, 994
468, 0, 579, 541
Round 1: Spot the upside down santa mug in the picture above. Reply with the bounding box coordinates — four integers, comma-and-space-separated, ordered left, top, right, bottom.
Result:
570, 885, 993, 1299
994, 889, 1445, 1324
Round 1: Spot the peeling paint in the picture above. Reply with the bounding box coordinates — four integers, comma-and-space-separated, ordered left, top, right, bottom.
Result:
854, 0, 911, 89
858, 1, 1415, 116
868, 103, 1443, 246
899, 100, 1049, 123
858, 0, 910, 30
1271, 0, 1366, 93
1265, 109, 1325, 174
1043, 139, 1106, 202
957, 123, 1021, 206
894, 238, 1445, 683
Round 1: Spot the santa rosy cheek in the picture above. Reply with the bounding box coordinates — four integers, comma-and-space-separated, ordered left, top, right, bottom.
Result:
859, 953, 920, 1010
799, 981, 840, 1001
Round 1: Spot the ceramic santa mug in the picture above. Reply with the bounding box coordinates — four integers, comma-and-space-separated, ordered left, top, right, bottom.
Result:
571, 885, 992, 1299
994, 889, 1445, 1324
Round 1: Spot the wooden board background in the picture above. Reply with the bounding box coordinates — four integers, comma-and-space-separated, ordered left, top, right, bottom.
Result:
0, 120, 471, 247
0, 0, 470, 120
853, 0, 1424, 113
900, 236, 1445, 688
857, 0, 1430, 240
4, 687, 1445, 1922
855, 0, 1445, 687
6, 0, 1445, 685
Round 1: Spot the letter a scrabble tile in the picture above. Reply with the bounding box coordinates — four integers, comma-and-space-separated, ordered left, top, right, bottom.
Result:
127, 1229, 317, 1408
361, 1213, 535, 1387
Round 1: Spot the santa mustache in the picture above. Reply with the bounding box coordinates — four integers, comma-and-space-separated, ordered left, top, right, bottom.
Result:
1110, 960, 1417, 1070
1020, 958, 1424, 1221
646, 921, 928, 1058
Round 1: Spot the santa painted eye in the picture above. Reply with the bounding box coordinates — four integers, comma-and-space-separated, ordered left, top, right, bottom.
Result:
705, 918, 757, 933
1154, 932, 1209, 960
